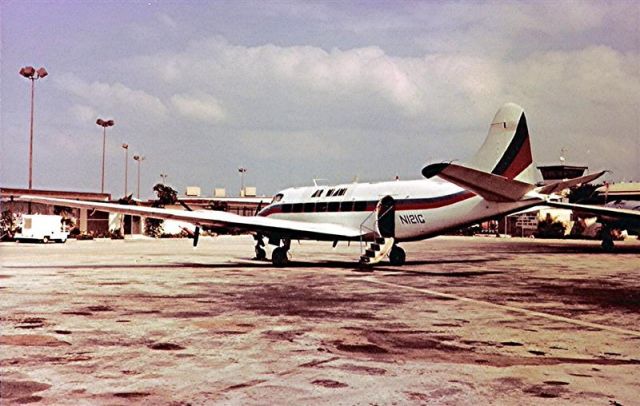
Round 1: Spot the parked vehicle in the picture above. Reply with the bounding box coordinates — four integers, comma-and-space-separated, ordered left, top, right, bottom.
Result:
15, 215, 68, 243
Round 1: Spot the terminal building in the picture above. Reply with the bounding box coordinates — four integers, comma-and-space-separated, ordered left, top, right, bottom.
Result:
1, 188, 113, 235
1, 186, 268, 237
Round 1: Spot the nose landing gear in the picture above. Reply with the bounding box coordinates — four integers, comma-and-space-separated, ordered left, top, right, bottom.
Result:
254, 234, 266, 260
271, 239, 291, 267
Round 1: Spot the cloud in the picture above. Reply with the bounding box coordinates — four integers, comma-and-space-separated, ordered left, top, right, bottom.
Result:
68, 104, 98, 124
54, 73, 168, 122
157, 12, 177, 29
171, 92, 226, 123
237, 130, 347, 160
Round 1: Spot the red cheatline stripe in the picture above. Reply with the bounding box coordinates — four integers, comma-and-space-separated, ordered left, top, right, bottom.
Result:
396, 191, 475, 210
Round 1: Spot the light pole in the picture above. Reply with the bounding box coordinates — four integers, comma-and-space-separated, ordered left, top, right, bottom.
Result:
96, 118, 114, 193
19, 66, 48, 190
160, 173, 168, 184
122, 144, 129, 197
133, 155, 145, 199
238, 166, 247, 197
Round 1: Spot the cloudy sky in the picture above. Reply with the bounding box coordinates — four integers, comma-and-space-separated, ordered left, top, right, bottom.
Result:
2, 1, 639, 198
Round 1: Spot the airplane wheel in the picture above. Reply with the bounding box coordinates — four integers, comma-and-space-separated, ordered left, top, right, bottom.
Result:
255, 246, 266, 260
42, 236, 49, 244
388, 245, 406, 266
272, 247, 289, 267
601, 236, 615, 252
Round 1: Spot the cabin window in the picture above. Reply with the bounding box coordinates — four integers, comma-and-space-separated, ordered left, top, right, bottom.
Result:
328, 202, 340, 212
340, 201, 354, 212
316, 202, 327, 212
292, 203, 303, 213
326, 189, 335, 197
282, 204, 292, 213
354, 201, 367, 211
303, 202, 315, 212
311, 189, 324, 198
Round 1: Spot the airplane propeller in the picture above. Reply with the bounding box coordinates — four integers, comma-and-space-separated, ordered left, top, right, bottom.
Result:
193, 226, 200, 248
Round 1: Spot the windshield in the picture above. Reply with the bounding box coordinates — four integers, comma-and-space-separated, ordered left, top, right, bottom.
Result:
271, 193, 284, 204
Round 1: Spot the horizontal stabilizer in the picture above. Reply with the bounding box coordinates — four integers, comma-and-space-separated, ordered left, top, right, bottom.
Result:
537, 171, 606, 195
422, 163, 535, 202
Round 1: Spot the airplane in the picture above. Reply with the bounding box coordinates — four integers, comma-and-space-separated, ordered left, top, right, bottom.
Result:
20, 103, 605, 266
545, 199, 640, 251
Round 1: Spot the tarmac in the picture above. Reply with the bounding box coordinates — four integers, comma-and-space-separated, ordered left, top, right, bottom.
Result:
1, 235, 639, 405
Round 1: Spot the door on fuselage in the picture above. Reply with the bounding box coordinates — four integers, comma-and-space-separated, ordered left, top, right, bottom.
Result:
377, 195, 395, 238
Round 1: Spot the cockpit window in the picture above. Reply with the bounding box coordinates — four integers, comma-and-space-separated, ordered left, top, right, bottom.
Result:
271, 193, 284, 204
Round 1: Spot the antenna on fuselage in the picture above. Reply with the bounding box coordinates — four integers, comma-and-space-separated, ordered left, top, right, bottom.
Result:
313, 178, 328, 186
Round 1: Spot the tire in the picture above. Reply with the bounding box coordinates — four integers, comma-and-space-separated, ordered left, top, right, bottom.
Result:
388, 245, 406, 266
42, 236, 49, 244
601, 237, 614, 252
272, 247, 289, 267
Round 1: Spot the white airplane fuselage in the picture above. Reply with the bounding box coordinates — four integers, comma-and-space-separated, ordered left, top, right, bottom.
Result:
258, 178, 540, 242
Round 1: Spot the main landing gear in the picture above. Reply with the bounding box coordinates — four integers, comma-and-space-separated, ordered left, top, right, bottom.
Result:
601, 226, 615, 252
388, 245, 406, 266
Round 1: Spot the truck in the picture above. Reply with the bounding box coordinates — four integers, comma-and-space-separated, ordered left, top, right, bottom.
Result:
15, 214, 68, 243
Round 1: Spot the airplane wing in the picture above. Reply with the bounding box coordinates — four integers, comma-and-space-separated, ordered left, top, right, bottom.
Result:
545, 200, 640, 225
19, 195, 363, 240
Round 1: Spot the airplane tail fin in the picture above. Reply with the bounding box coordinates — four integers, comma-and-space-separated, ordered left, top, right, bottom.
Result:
468, 103, 537, 184
423, 104, 605, 202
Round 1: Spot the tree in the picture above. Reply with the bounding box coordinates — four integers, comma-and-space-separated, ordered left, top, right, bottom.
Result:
152, 183, 178, 207
144, 184, 179, 237
1, 210, 18, 241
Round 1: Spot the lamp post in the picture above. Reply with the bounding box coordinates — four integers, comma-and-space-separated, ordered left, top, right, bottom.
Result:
122, 144, 129, 196
19, 66, 48, 190
238, 166, 247, 197
160, 173, 168, 185
96, 118, 114, 193
133, 155, 145, 199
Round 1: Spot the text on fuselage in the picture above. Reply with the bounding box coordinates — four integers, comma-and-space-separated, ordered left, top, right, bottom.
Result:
399, 213, 426, 225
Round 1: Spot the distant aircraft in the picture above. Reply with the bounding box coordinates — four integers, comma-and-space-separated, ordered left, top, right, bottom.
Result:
546, 200, 640, 250
22, 103, 604, 266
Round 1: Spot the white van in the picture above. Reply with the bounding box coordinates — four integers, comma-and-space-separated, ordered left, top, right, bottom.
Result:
15, 214, 68, 243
